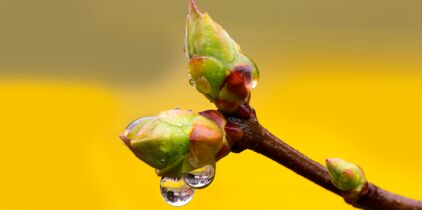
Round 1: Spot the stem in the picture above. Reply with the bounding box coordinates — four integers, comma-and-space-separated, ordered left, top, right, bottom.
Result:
225, 110, 422, 210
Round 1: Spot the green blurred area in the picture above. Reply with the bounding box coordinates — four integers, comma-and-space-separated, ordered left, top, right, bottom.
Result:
0, 0, 421, 84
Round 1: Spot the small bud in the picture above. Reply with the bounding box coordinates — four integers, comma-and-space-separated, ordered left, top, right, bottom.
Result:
185, 0, 259, 114
325, 158, 367, 192
120, 109, 230, 177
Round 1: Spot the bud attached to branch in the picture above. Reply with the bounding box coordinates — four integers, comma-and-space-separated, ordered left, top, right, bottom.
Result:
120, 109, 233, 177
185, 0, 259, 114
326, 158, 367, 193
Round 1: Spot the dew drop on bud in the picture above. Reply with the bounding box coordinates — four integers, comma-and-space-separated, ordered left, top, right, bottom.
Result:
189, 78, 195, 86
160, 177, 194, 207
183, 164, 215, 189
124, 116, 154, 136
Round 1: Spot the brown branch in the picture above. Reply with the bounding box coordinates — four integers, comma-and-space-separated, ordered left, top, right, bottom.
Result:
224, 108, 422, 210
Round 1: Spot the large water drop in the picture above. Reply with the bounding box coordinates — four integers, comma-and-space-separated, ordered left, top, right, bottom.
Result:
160, 177, 194, 207
183, 164, 215, 189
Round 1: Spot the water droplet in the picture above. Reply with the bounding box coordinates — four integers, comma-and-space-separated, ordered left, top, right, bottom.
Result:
251, 79, 258, 89
124, 116, 155, 137
183, 164, 215, 189
160, 177, 194, 207
189, 78, 195, 86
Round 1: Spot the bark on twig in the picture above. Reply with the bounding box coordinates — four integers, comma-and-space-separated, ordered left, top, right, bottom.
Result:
224, 109, 422, 210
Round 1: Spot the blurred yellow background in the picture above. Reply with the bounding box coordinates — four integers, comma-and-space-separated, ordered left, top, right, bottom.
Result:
1, 0, 421, 209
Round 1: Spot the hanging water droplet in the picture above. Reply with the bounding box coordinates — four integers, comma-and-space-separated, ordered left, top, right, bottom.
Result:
183, 164, 215, 189
160, 177, 194, 207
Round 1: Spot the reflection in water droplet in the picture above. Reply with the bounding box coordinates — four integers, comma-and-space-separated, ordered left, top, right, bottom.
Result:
183, 164, 215, 189
160, 177, 194, 207
251, 79, 258, 89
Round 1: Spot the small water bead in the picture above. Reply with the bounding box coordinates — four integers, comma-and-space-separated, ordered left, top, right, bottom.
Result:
183, 164, 215, 189
160, 177, 194, 207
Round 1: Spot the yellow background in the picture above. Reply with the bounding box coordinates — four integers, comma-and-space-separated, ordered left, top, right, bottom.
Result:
1, 0, 421, 209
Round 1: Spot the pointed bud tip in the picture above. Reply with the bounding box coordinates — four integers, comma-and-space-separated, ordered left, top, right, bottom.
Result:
325, 157, 352, 174
325, 158, 341, 168
189, 0, 202, 17
119, 134, 131, 147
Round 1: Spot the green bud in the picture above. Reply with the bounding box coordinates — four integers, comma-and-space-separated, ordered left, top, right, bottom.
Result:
189, 56, 228, 99
325, 158, 367, 192
185, 0, 239, 63
185, 0, 259, 114
120, 109, 229, 177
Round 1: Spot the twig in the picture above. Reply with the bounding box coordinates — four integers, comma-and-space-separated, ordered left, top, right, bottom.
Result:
225, 108, 422, 210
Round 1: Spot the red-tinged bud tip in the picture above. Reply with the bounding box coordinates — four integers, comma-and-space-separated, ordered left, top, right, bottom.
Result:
189, 0, 202, 17
119, 134, 131, 147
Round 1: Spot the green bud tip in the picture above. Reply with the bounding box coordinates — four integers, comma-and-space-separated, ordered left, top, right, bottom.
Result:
325, 158, 367, 192
119, 108, 231, 177
185, 0, 259, 114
